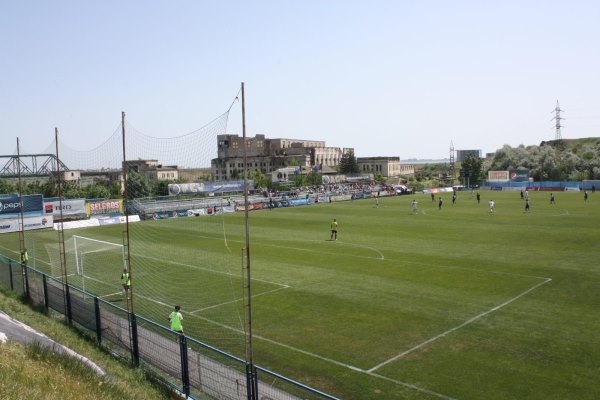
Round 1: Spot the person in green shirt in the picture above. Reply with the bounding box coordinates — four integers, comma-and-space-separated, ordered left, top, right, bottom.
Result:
120, 269, 131, 298
330, 218, 338, 241
169, 305, 184, 334
20, 249, 29, 265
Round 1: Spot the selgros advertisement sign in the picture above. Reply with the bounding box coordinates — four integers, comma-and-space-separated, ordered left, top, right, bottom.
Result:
168, 180, 254, 195
44, 199, 86, 217
86, 199, 123, 216
0, 194, 43, 218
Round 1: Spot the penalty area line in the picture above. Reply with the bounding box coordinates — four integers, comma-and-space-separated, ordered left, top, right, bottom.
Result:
134, 286, 457, 400
190, 285, 290, 314
135, 253, 288, 288
368, 372, 459, 400
367, 277, 552, 373
99, 291, 122, 299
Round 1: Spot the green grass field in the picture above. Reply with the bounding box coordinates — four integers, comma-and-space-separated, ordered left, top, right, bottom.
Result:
1, 190, 599, 400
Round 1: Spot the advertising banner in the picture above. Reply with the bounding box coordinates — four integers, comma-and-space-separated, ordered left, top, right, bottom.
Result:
54, 219, 101, 231
488, 171, 509, 182
0, 194, 44, 219
53, 215, 139, 230
44, 199, 86, 218
509, 170, 529, 182
0, 215, 53, 234
86, 199, 123, 216
235, 203, 265, 212
168, 180, 254, 195
96, 215, 140, 226
288, 198, 313, 206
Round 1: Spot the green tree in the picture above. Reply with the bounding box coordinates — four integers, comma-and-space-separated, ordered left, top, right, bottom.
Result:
84, 182, 112, 199
60, 181, 82, 198
461, 153, 483, 185
152, 180, 171, 197
532, 145, 558, 181
41, 179, 59, 198
292, 171, 309, 187
0, 179, 16, 194
373, 172, 385, 184
249, 170, 271, 191
338, 151, 359, 174
126, 172, 152, 199
308, 171, 322, 186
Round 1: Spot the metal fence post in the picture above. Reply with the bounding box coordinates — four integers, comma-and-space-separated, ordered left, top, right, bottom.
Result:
246, 363, 259, 400
179, 335, 190, 398
42, 275, 49, 310
8, 260, 14, 291
94, 296, 102, 345
130, 313, 140, 366
65, 285, 73, 323
22, 264, 30, 299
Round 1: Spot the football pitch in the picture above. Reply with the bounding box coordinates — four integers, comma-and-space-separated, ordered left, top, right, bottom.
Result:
2, 190, 599, 400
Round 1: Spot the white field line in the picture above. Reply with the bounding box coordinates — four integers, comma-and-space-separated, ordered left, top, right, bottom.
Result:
0, 240, 551, 399
99, 291, 122, 299
134, 291, 365, 370
135, 253, 288, 288
186, 235, 386, 261
136, 293, 173, 309
551, 209, 569, 217
83, 275, 121, 291
367, 277, 552, 373
301, 239, 385, 260
72, 235, 122, 247
0, 245, 18, 257
190, 285, 289, 314
399, 257, 552, 281
137, 291, 455, 400
368, 372, 459, 400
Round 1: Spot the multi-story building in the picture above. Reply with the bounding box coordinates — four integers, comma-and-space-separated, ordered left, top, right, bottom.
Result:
456, 149, 482, 162
357, 157, 414, 177
125, 159, 178, 181
211, 134, 353, 181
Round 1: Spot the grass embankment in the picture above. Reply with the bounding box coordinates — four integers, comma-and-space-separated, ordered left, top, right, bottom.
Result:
0, 289, 175, 400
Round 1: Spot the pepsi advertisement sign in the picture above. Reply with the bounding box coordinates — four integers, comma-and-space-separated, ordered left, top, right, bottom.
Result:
509, 170, 529, 182
0, 194, 44, 218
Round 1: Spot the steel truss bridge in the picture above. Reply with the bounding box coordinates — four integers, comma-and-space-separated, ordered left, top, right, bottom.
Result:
0, 154, 69, 178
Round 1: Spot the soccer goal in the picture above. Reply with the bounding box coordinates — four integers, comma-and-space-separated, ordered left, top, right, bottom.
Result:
48, 235, 127, 296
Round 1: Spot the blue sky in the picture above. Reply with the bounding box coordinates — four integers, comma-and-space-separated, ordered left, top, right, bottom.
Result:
1, 1, 599, 161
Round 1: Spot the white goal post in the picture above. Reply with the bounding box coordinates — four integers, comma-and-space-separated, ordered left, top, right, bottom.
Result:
72, 235, 127, 276
44, 235, 128, 295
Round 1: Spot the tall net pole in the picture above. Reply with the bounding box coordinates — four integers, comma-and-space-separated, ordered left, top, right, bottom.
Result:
241, 82, 258, 400
16, 138, 26, 293
54, 128, 71, 320
121, 111, 135, 315
449, 141, 455, 187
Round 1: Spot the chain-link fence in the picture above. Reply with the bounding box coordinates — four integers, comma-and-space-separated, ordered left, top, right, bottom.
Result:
0, 253, 339, 400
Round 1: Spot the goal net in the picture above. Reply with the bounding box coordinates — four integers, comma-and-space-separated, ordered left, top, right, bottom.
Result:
48, 235, 126, 297
44, 93, 251, 357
